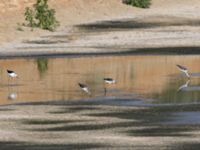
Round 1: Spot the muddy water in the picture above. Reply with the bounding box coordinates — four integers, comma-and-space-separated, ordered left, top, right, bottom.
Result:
0, 55, 199, 105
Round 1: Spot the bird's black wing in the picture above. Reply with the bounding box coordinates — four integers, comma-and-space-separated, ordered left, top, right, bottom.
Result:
7, 70, 14, 74
78, 83, 86, 88
176, 65, 187, 70
104, 78, 113, 81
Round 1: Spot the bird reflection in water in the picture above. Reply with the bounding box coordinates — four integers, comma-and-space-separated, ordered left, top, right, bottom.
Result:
7, 93, 17, 100
177, 80, 200, 92
177, 80, 190, 92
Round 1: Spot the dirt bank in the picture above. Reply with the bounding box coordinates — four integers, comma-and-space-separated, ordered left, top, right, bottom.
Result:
0, 99, 200, 150
0, 0, 137, 46
1, 0, 200, 55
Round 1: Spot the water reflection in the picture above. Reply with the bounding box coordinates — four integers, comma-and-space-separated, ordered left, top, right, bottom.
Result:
177, 74, 200, 92
7, 93, 17, 100
0, 55, 199, 105
177, 80, 190, 92
36, 58, 48, 78
152, 78, 200, 104
181, 85, 200, 92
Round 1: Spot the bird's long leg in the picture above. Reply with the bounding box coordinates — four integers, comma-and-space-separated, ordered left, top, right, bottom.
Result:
104, 83, 107, 96
16, 76, 18, 85
8, 80, 11, 94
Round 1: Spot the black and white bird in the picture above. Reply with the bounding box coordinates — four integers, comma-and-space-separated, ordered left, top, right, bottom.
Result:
103, 78, 116, 96
103, 78, 116, 84
176, 65, 190, 78
78, 83, 91, 95
7, 70, 18, 78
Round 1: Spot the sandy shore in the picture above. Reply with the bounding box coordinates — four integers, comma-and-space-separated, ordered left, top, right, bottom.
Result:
0, 99, 199, 150
0, 0, 200, 56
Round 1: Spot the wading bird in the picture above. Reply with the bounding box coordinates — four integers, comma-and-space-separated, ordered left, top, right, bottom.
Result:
78, 83, 91, 95
103, 78, 116, 95
176, 65, 190, 78
104, 78, 116, 84
7, 70, 18, 85
7, 70, 18, 78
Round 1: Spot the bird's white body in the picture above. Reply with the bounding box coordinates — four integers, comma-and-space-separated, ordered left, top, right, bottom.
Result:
79, 83, 91, 95
8, 72, 18, 78
104, 78, 116, 84
105, 80, 116, 84
82, 87, 91, 95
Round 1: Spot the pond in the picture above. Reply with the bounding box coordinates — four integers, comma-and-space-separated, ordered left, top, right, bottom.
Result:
0, 55, 199, 105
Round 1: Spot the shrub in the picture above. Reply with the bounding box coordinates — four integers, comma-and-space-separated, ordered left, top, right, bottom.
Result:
24, 0, 59, 31
25, 7, 35, 27
123, 0, 151, 8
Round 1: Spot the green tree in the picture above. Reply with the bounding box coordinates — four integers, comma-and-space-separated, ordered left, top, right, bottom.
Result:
24, 0, 59, 31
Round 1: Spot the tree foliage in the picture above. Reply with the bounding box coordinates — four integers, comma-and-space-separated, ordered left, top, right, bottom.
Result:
123, 0, 151, 8
25, 0, 59, 31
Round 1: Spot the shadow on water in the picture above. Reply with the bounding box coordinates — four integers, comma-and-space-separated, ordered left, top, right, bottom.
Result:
0, 142, 106, 150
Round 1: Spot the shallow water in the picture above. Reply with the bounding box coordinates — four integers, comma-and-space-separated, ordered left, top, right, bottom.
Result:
0, 55, 199, 105
0, 55, 200, 149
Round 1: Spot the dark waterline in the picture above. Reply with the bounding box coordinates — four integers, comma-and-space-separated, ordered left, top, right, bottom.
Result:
0, 46, 200, 60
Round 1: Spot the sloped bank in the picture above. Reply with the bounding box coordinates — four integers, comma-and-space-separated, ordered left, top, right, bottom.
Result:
1, 15, 200, 58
